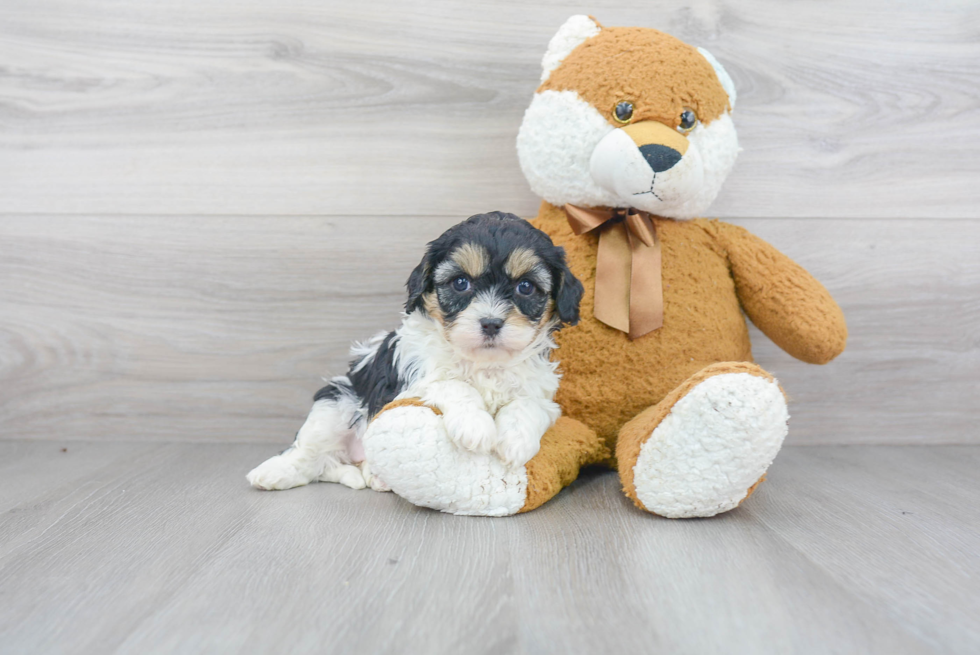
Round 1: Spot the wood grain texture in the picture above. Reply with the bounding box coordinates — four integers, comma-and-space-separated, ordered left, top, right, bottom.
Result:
745, 218, 980, 445
1, 214, 977, 445
0, 441, 977, 654
1, 0, 978, 218
0, 214, 457, 443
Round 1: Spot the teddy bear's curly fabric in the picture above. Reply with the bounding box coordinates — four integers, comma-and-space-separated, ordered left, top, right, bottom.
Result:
533, 204, 847, 452
364, 16, 846, 517
539, 26, 731, 130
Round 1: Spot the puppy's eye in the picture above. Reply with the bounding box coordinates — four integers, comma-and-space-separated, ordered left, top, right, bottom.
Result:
451, 276, 470, 292
678, 107, 698, 133
613, 101, 634, 124
516, 280, 535, 296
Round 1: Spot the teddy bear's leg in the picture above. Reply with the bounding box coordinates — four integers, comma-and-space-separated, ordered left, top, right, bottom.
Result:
616, 362, 788, 518
520, 415, 609, 513
363, 399, 607, 516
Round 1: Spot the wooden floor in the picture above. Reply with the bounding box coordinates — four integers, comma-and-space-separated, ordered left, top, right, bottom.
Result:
1, 442, 977, 655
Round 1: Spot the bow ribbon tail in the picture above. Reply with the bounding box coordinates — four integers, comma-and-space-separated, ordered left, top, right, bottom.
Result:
592, 221, 632, 333
625, 213, 663, 339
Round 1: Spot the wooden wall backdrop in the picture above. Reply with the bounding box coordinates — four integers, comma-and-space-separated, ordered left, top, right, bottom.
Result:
1, 0, 978, 445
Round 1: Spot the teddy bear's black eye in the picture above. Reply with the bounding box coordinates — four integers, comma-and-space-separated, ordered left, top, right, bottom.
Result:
678, 107, 698, 133
452, 276, 470, 292
613, 101, 634, 124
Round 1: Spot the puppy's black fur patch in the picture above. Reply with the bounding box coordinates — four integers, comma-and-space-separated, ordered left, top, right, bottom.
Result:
347, 332, 402, 418
314, 332, 403, 420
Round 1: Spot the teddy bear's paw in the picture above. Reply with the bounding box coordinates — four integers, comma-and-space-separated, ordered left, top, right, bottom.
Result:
632, 372, 788, 518
493, 415, 542, 469
444, 408, 498, 454
362, 404, 529, 516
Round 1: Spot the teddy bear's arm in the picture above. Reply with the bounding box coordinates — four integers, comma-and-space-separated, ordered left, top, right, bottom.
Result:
713, 221, 847, 365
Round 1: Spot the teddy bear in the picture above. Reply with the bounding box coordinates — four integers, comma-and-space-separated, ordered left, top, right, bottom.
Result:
362, 16, 847, 518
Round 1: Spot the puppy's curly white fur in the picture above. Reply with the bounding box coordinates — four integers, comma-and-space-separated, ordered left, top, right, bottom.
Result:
247, 212, 584, 492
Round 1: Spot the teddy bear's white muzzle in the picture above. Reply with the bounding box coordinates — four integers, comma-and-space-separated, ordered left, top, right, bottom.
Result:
589, 128, 704, 214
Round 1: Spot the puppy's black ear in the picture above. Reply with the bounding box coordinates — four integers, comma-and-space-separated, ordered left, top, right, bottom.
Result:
405, 257, 430, 313
552, 250, 584, 326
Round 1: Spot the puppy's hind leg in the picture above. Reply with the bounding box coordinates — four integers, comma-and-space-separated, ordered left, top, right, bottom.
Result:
358, 460, 391, 492
317, 418, 387, 491
247, 380, 362, 491
318, 459, 368, 490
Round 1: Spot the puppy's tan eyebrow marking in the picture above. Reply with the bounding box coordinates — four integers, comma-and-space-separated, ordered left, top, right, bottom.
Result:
451, 243, 489, 278
504, 247, 543, 279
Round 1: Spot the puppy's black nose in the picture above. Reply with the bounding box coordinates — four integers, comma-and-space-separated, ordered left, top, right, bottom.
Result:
480, 318, 504, 337
639, 144, 683, 172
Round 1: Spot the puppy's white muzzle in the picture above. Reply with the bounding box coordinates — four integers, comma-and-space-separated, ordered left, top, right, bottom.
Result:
447, 292, 537, 363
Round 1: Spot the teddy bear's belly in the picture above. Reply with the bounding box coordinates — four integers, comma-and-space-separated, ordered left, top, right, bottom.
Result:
554, 303, 753, 448
532, 205, 755, 449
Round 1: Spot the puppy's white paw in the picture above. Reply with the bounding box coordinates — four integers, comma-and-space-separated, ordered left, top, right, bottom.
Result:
359, 461, 392, 492
320, 463, 367, 490
494, 415, 542, 468
338, 468, 367, 490
247, 456, 309, 490
445, 408, 498, 454
368, 475, 391, 492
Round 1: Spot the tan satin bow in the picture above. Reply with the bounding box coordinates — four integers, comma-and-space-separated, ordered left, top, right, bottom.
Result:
564, 204, 663, 340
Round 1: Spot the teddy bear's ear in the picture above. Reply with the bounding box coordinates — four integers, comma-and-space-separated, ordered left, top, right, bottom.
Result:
540, 15, 602, 83
697, 47, 737, 110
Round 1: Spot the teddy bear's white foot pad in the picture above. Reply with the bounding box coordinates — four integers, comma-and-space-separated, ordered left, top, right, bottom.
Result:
363, 406, 528, 516
633, 372, 788, 518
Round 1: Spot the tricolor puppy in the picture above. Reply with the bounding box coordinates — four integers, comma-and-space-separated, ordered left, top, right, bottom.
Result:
247, 212, 584, 492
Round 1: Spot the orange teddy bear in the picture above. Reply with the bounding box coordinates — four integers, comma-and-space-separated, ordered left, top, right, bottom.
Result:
364, 16, 846, 517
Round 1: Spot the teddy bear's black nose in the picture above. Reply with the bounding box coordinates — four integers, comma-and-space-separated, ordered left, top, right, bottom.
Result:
639, 144, 683, 172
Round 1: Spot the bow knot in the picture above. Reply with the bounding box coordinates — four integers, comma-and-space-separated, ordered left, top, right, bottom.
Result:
564, 204, 663, 339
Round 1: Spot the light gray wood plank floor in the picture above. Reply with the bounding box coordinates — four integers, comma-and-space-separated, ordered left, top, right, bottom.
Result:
0, 441, 977, 654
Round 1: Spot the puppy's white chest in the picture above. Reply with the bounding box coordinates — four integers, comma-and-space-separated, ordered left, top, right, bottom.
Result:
467, 368, 523, 415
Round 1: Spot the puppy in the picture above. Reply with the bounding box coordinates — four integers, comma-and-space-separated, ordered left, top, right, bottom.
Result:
247, 211, 584, 492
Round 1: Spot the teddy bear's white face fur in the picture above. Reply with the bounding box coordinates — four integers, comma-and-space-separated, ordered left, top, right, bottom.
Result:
516, 16, 740, 219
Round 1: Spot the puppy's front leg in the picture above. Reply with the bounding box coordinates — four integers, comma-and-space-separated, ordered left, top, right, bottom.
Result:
421, 380, 497, 454
493, 398, 561, 468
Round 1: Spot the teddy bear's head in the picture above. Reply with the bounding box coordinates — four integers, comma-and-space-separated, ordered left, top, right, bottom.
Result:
517, 16, 739, 219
